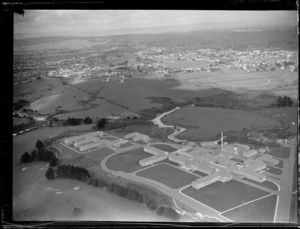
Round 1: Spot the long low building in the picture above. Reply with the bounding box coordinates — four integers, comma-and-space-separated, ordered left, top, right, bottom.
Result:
139, 154, 168, 166
168, 152, 215, 174
79, 142, 103, 152
192, 171, 233, 189
74, 138, 96, 148
257, 154, 279, 165
125, 132, 151, 142
64, 135, 86, 144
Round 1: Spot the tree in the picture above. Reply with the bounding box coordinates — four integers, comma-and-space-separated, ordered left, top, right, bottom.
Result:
49, 156, 58, 167
35, 139, 45, 151
20, 152, 31, 163
146, 199, 158, 211
97, 118, 107, 129
84, 116, 93, 124
45, 167, 55, 180
30, 149, 37, 161
163, 207, 179, 221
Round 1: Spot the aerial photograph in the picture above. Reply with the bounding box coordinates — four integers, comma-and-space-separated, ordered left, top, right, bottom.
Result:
13, 10, 298, 223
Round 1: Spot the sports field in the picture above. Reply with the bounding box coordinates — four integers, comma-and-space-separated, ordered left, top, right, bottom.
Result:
150, 143, 178, 153
267, 147, 290, 159
241, 178, 279, 191
84, 148, 115, 163
181, 180, 270, 212
136, 163, 198, 189
221, 194, 277, 222
105, 147, 152, 173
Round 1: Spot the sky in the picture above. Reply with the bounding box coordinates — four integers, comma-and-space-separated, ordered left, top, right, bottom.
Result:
14, 10, 298, 38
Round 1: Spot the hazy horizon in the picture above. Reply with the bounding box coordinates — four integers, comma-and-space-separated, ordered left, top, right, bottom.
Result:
14, 10, 298, 39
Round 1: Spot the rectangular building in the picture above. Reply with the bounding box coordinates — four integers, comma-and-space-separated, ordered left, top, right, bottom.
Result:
64, 135, 86, 144
79, 142, 103, 152
139, 154, 168, 166
74, 138, 96, 148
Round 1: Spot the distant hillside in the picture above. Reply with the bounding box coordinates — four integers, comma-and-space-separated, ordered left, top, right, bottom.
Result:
14, 36, 83, 47
14, 27, 298, 51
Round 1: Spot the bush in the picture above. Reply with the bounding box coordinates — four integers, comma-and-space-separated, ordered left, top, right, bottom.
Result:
45, 167, 55, 180
20, 152, 31, 163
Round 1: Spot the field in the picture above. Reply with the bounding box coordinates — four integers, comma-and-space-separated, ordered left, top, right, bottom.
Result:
271, 160, 284, 169
221, 194, 277, 222
136, 163, 198, 189
13, 165, 165, 221
163, 106, 280, 141
241, 178, 279, 191
84, 148, 115, 163
174, 70, 298, 99
150, 143, 178, 152
267, 147, 290, 159
105, 147, 152, 173
181, 180, 270, 212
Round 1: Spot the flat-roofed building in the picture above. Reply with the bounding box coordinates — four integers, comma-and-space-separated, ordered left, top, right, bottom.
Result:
200, 141, 216, 147
257, 154, 279, 165
237, 169, 266, 182
243, 149, 257, 158
112, 139, 128, 147
258, 148, 267, 154
64, 135, 86, 144
139, 154, 168, 166
74, 138, 96, 148
79, 142, 103, 152
192, 171, 232, 189
125, 132, 150, 142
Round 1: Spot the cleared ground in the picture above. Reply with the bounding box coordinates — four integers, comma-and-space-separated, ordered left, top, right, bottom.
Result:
163, 107, 280, 141
267, 147, 290, 159
105, 147, 152, 173
150, 143, 178, 153
241, 178, 279, 191
181, 180, 270, 213
136, 163, 198, 189
221, 194, 277, 222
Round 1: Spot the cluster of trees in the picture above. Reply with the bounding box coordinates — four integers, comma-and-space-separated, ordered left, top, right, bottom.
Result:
20, 140, 58, 166
46, 164, 91, 181
276, 96, 293, 107
96, 118, 107, 129
13, 99, 30, 111
63, 116, 93, 126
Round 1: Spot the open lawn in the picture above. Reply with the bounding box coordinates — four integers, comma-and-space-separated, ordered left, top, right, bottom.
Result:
105, 147, 152, 173
181, 180, 270, 213
163, 107, 280, 141
241, 178, 279, 191
136, 163, 198, 189
150, 143, 178, 153
267, 147, 290, 159
84, 148, 114, 163
13, 165, 165, 221
221, 194, 277, 222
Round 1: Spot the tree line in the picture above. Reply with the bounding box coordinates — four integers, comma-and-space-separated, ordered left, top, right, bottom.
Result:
20, 139, 58, 166
63, 116, 93, 126
276, 96, 293, 107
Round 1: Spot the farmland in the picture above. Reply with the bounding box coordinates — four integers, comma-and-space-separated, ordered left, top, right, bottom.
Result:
162, 106, 280, 141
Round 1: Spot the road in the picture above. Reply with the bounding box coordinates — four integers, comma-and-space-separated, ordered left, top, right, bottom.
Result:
273, 137, 297, 222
